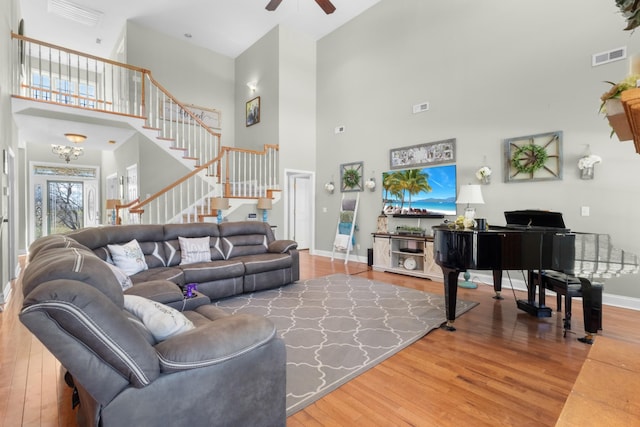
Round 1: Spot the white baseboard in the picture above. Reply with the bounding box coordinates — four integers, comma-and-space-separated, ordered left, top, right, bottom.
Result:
309, 253, 640, 312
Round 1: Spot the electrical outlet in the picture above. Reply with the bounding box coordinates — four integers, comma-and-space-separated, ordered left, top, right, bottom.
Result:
356, 244, 361, 250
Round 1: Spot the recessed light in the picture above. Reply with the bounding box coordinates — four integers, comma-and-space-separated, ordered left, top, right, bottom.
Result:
108, 140, 116, 144
184, 33, 192, 38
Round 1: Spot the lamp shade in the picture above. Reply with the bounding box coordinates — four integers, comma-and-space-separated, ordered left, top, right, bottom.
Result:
211, 197, 229, 210
257, 197, 272, 210
105, 199, 120, 209
456, 185, 484, 205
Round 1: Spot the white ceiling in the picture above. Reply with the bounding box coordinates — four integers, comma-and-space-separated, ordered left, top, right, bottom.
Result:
19, 0, 381, 59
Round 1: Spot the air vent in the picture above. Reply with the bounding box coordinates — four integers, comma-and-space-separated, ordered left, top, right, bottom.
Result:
592, 47, 627, 67
412, 102, 430, 114
48, 0, 103, 27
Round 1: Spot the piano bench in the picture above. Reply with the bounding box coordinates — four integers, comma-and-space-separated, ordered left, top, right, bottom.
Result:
536, 271, 603, 333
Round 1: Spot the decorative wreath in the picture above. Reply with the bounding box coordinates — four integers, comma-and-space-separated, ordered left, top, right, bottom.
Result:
511, 144, 548, 174
342, 168, 361, 188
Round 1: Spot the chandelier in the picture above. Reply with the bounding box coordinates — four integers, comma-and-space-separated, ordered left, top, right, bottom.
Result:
51, 144, 84, 163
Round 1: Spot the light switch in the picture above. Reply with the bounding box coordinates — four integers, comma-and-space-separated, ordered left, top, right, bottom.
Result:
581, 206, 590, 216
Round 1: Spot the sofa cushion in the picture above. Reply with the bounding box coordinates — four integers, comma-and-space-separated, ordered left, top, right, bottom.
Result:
123, 295, 195, 341
180, 260, 245, 284
105, 261, 133, 291
178, 236, 211, 265
108, 239, 149, 276
221, 234, 269, 259
154, 313, 276, 373
130, 267, 184, 286
238, 253, 293, 275
124, 280, 184, 305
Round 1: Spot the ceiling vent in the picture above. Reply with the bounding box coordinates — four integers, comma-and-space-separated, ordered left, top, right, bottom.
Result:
592, 47, 627, 67
48, 0, 103, 27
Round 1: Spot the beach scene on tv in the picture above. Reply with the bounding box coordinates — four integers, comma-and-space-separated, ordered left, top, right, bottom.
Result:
382, 164, 457, 216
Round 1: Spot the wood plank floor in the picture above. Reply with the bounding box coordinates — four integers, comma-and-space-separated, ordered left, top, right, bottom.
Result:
2, 251, 640, 426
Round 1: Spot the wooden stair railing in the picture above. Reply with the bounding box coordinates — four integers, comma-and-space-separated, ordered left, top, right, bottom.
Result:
129, 144, 280, 224
11, 33, 281, 224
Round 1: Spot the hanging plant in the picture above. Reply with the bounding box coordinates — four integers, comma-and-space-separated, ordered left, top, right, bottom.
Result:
342, 168, 361, 189
615, 0, 640, 30
511, 144, 548, 174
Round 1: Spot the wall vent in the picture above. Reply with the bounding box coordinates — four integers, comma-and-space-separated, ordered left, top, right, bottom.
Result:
592, 47, 627, 67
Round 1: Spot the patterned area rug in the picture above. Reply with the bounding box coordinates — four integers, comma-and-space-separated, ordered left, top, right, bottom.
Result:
214, 273, 477, 416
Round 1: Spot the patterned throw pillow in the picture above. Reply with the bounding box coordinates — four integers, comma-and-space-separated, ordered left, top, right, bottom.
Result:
107, 239, 149, 276
178, 236, 211, 265
104, 261, 133, 291
123, 295, 195, 341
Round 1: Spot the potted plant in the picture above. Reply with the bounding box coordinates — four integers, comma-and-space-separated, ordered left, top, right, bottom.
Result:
599, 74, 640, 141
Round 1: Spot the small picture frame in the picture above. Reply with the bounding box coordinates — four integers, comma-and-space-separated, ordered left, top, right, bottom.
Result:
246, 96, 261, 127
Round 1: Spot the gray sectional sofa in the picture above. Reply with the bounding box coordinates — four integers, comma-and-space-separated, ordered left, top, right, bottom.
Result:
19, 221, 299, 426
30, 221, 300, 300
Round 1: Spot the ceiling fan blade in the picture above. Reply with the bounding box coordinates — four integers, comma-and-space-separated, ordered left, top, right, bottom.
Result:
315, 0, 336, 14
265, 0, 283, 11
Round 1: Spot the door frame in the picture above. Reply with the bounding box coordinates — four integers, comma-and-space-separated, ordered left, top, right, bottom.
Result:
283, 169, 314, 253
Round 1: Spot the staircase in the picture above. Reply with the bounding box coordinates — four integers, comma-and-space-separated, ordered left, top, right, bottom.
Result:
10, 32, 280, 224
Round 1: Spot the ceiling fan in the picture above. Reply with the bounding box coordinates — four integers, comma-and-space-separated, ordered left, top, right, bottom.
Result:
266, 0, 336, 15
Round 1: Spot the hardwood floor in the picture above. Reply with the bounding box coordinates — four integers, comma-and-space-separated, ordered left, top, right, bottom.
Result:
2, 251, 639, 426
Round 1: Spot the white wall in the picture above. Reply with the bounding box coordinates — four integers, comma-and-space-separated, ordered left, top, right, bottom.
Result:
316, 0, 640, 298
1, 0, 21, 301
125, 21, 236, 145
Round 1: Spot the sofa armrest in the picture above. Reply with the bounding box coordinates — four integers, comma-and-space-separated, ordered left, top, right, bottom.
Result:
124, 280, 184, 305
155, 314, 277, 373
268, 239, 298, 254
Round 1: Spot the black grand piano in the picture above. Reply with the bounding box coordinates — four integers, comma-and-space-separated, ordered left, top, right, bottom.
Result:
432, 210, 604, 342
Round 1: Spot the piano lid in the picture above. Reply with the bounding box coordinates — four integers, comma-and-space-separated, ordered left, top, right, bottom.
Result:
504, 209, 568, 231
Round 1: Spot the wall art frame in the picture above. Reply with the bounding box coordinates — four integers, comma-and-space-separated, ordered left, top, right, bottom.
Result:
340, 161, 364, 192
503, 130, 563, 183
389, 138, 456, 170
246, 96, 261, 127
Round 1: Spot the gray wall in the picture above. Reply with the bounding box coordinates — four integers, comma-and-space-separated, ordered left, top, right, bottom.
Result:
235, 26, 317, 236
316, 0, 640, 298
125, 21, 236, 146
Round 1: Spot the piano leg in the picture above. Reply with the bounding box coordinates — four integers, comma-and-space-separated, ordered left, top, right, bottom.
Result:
492, 270, 504, 300
577, 277, 603, 345
440, 267, 460, 331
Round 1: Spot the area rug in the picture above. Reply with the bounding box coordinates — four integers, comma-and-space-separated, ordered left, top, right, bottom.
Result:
213, 273, 477, 416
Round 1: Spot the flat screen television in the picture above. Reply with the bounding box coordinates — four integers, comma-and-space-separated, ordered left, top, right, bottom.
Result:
382, 164, 457, 216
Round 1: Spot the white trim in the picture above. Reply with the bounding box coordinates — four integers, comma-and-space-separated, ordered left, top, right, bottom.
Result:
311, 255, 640, 312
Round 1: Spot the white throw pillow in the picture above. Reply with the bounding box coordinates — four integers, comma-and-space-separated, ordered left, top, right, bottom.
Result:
107, 239, 149, 276
123, 295, 195, 341
104, 261, 133, 291
179, 236, 211, 265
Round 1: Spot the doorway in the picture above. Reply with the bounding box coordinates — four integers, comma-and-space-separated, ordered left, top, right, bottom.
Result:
285, 170, 314, 251
29, 162, 100, 243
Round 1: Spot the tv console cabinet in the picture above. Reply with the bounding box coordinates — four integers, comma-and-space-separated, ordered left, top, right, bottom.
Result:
372, 233, 443, 281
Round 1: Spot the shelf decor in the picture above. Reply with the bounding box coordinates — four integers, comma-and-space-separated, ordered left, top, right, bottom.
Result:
599, 74, 639, 141
504, 131, 563, 182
